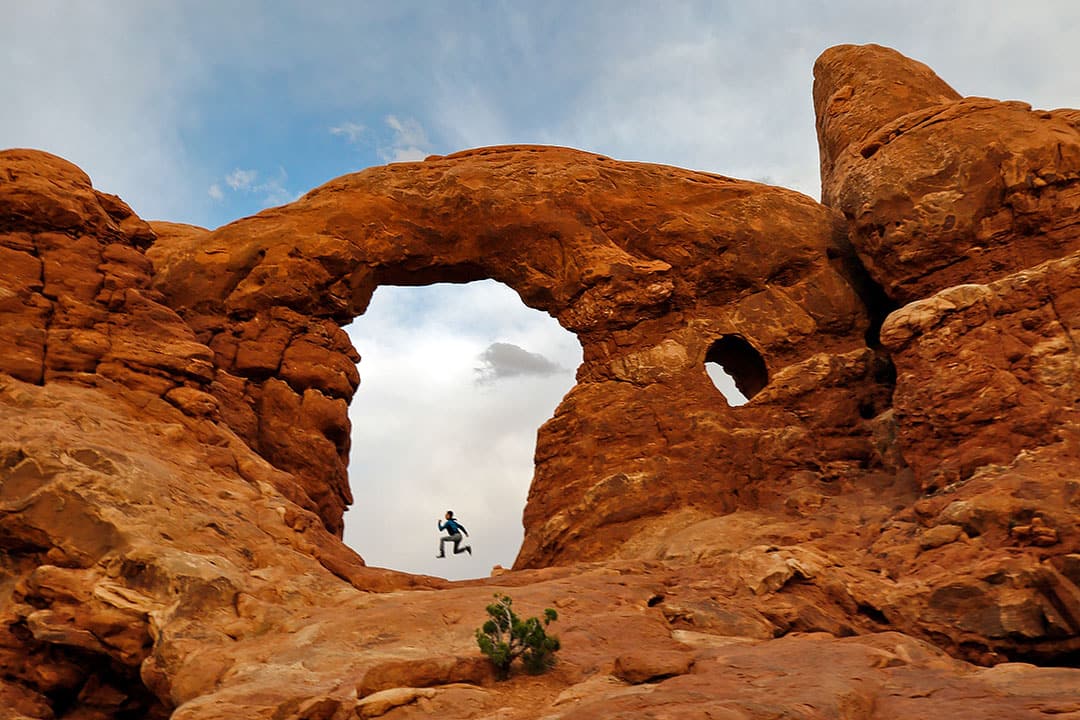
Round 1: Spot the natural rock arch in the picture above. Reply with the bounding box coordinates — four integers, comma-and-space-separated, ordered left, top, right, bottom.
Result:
148, 145, 889, 567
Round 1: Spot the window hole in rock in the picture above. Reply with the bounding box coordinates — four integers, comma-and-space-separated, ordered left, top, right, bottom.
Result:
704, 335, 768, 406
341, 280, 581, 581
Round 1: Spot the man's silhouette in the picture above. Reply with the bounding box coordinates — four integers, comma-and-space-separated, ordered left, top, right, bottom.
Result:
437, 510, 471, 558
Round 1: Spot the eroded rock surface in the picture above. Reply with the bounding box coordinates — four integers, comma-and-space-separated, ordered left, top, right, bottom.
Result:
815, 43, 1080, 305
147, 145, 889, 563
1, 42, 1079, 720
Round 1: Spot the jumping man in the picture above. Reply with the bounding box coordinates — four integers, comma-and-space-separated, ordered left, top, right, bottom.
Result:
437, 510, 471, 558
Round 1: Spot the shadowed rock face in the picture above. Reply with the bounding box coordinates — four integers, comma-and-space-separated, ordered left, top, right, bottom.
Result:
2, 43, 1080, 720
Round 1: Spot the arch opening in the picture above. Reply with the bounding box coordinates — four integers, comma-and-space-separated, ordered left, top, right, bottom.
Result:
704, 335, 767, 405
341, 280, 581, 581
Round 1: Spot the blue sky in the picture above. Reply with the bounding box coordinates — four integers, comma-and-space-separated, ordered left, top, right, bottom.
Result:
8, 1, 1078, 230
5, 1, 1080, 578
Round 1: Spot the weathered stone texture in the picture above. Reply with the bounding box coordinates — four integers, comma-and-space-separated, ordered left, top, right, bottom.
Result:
881, 252, 1080, 491
2, 42, 1080, 720
816, 44, 1080, 305
149, 146, 889, 559
0, 149, 213, 395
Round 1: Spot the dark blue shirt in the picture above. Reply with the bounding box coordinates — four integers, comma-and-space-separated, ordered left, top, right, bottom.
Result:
439, 518, 466, 535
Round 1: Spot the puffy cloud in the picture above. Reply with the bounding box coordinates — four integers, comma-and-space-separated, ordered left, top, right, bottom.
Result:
332, 115, 429, 164
207, 183, 224, 201
385, 115, 427, 148
476, 342, 564, 383
254, 168, 297, 207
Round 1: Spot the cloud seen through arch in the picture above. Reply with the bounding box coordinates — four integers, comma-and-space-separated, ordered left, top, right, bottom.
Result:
476, 342, 564, 383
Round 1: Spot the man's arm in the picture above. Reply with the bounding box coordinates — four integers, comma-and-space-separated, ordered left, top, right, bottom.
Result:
459, 523, 468, 536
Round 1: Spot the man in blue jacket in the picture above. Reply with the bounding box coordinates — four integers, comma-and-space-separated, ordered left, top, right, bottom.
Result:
437, 510, 472, 558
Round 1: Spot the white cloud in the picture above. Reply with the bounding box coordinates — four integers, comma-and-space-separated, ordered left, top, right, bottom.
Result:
384, 147, 428, 163
0, 3, 204, 221
255, 167, 297, 207
379, 114, 430, 163
425, 3, 1080, 201
215, 167, 296, 208
332, 115, 429, 164
385, 115, 427, 148
208, 183, 224, 201
225, 168, 259, 190
330, 121, 366, 144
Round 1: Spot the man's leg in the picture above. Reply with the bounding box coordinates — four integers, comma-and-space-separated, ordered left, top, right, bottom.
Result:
453, 533, 471, 555
438, 536, 449, 558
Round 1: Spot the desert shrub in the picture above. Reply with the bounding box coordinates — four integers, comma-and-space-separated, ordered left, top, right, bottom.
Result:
475, 593, 559, 678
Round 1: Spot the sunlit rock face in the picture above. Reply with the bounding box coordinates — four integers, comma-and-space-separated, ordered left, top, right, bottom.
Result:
147, 144, 888, 567
812, 42, 1080, 666
816, 43, 1080, 305
2, 41, 1079, 720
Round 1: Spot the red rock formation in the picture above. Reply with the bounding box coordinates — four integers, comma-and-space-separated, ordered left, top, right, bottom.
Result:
881, 254, 1080, 491
2, 42, 1080, 720
0, 150, 210, 393
811, 43, 1080, 667
0, 149, 435, 719
148, 145, 891, 563
815, 44, 1080, 305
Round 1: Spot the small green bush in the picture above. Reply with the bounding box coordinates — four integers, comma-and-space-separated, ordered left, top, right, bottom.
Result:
475, 593, 560, 678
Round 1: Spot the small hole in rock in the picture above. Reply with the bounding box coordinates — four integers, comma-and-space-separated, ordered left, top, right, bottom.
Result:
704, 335, 768, 405
705, 362, 748, 406
857, 603, 889, 625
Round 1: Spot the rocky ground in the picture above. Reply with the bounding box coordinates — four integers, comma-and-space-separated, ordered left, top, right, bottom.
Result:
1, 43, 1078, 718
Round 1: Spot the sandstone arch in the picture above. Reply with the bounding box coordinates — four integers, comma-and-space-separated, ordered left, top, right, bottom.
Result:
149, 145, 888, 566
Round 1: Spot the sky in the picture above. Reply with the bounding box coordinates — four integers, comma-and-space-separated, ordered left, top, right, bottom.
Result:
4, 1, 1079, 579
